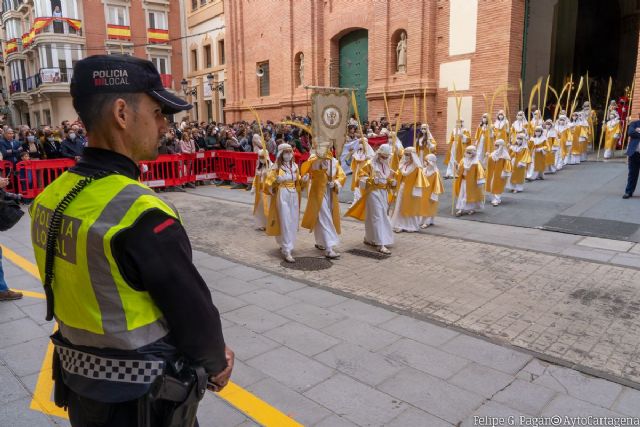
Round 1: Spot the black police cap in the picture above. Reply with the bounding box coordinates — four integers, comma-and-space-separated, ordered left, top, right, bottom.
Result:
70, 55, 192, 114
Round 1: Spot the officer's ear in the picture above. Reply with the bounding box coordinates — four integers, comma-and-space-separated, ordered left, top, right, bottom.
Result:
113, 98, 128, 129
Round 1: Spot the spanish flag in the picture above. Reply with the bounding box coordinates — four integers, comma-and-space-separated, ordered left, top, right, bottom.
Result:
147, 28, 169, 44
33, 17, 52, 33
5, 38, 17, 54
66, 18, 82, 30
21, 32, 33, 47
107, 24, 131, 41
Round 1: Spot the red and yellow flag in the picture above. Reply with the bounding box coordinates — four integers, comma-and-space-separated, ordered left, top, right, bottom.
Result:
33, 17, 51, 33
5, 38, 17, 54
107, 24, 131, 40
148, 28, 169, 44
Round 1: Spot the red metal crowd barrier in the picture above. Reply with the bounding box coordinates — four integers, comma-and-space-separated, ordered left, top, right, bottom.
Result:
139, 154, 185, 188
10, 150, 317, 196
1, 160, 15, 193
16, 158, 76, 199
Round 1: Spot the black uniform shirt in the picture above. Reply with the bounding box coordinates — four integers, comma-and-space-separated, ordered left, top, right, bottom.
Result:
70, 147, 227, 375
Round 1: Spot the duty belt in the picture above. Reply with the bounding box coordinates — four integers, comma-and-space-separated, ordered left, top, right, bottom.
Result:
55, 345, 165, 385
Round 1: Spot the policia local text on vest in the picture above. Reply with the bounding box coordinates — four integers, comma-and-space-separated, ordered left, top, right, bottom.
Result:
29, 55, 233, 427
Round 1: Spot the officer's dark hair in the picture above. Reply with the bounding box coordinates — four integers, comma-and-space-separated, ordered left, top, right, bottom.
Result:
73, 93, 140, 133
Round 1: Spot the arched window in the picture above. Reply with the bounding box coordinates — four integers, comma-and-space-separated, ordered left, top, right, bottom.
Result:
391, 29, 407, 74
294, 52, 304, 87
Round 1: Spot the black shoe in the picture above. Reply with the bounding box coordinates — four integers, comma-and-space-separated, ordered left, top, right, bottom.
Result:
623, 193, 632, 199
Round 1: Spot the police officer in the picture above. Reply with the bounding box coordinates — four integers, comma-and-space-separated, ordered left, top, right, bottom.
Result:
29, 55, 233, 426
624, 112, 640, 199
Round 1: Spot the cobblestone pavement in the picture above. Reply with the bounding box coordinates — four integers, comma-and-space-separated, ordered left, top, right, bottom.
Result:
2, 218, 640, 426
164, 187, 640, 389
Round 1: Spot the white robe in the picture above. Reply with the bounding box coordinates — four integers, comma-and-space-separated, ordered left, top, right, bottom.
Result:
312, 159, 340, 250
275, 166, 299, 253
364, 159, 394, 246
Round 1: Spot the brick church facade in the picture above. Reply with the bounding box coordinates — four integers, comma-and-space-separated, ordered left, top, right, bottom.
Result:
223, 0, 640, 145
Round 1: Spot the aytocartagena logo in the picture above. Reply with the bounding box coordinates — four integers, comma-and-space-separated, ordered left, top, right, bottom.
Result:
92, 69, 129, 87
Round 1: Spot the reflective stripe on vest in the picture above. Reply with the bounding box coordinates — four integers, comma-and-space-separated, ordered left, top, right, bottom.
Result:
31, 172, 177, 350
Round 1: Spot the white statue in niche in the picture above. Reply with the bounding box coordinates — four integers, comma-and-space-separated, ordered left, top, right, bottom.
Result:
396, 31, 407, 73
299, 53, 304, 86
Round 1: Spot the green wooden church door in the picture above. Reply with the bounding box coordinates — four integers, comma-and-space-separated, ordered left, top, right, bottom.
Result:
339, 29, 368, 120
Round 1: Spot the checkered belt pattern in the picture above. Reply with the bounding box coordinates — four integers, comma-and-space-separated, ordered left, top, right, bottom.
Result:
56, 345, 165, 384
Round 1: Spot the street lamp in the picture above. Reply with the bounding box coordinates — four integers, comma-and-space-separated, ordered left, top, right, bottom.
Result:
206, 73, 224, 95
180, 78, 197, 96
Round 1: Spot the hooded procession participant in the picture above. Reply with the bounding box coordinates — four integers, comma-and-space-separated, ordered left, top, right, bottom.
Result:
568, 112, 583, 165
486, 139, 512, 206
349, 137, 375, 205
445, 119, 471, 178
555, 114, 570, 167
474, 113, 491, 164
454, 145, 485, 216
382, 127, 404, 171
494, 110, 510, 143
416, 123, 437, 160
528, 125, 547, 181
528, 110, 544, 135
507, 133, 531, 193
345, 143, 397, 254
300, 150, 347, 259
390, 147, 431, 233
603, 110, 621, 160
543, 119, 559, 173
420, 153, 444, 229
265, 143, 307, 263
582, 101, 597, 149
511, 111, 529, 141
252, 149, 272, 230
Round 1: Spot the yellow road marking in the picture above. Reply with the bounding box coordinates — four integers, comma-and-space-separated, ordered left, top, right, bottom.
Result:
4, 244, 303, 426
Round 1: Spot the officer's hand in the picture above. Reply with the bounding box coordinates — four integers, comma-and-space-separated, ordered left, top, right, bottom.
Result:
208, 346, 235, 392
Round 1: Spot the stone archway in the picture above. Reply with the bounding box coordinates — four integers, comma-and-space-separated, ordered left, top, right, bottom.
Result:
339, 29, 369, 120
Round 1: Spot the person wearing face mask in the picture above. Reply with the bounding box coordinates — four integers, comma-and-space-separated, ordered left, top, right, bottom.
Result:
511, 111, 529, 142
300, 150, 346, 259
506, 133, 531, 193
60, 129, 84, 160
527, 126, 547, 181
582, 101, 597, 149
555, 114, 570, 167
390, 147, 430, 233
252, 149, 272, 231
42, 127, 61, 159
420, 153, 444, 229
474, 113, 491, 164
494, 110, 509, 143
568, 112, 582, 165
349, 138, 375, 206
265, 143, 307, 262
603, 110, 621, 160
528, 110, 544, 135
346, 144, 397, 255
445, 119, 471, 179
543, 119, 559, 173
416, 123, 437, 160
577, 111, 591, 162
21, 132, 44, 159
453, 145, 485, 216
486, 139, 512, 206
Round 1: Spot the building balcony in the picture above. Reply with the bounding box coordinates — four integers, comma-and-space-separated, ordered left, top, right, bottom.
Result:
8, 67, 73, 98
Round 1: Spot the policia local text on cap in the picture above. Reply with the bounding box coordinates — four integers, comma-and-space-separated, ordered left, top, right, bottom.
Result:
29, 55, 234, 427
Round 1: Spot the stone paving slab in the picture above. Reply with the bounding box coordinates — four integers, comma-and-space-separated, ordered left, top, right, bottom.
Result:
164, 190, 640, 386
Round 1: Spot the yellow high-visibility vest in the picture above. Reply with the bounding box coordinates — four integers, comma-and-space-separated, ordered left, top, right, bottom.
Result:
31, 172, 178, 350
